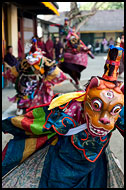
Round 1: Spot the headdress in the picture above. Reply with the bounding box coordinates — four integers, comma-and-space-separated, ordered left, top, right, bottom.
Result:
32, 38, 37, 43
64, 17, 69, 21
102, 37, 124, 81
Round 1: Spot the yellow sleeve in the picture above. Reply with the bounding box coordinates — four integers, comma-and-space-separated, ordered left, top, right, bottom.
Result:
48, 91, 86, 110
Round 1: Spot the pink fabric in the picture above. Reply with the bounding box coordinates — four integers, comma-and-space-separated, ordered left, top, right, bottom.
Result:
66, 31, 73, 40
30, 82, 53, 106
65, 100, 85, 124
4, 68, 17, 83
8, 96, 17, 103
64, 52, 88, 67
29, 70, 67, 106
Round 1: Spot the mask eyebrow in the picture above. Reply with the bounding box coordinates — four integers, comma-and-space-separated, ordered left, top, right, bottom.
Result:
86, 101, 93, 110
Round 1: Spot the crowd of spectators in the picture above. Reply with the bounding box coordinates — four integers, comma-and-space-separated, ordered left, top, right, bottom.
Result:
94, 37, 115, 54
3, 34, 64, 76
3, 32, 124, 80
29, 34, 63, 61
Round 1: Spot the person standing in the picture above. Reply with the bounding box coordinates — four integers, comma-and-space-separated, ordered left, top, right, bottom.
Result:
30, 38, 38, 53
37, 37, 46, 52
102, 38, 108, 52
45, 35, 54, 60
94, 40, 100, 54
60, 18, 72, 46
108, 37, 114, 46
18, 32, 23, 61
53, 37, 63, 61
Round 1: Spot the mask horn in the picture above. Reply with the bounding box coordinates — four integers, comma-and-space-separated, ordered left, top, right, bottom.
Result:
89, 77, 100, 89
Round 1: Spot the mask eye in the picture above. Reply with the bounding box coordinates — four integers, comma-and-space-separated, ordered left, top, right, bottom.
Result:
105, 90, 114, 99
91, 99, 102, 111
111, 104, 122, 115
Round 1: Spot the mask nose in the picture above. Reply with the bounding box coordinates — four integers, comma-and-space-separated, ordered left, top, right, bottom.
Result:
99, 118, 110, 124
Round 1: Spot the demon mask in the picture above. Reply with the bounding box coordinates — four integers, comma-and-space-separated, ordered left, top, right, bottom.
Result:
69, 35, 80, 47
84, 77, 124, 137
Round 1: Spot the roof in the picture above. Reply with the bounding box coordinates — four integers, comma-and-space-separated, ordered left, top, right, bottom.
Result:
38, 11, 67, 25
41, 2, 59, 16
41, 9, 124, 32
80, 9, 124, 32
11, 2, 59, 16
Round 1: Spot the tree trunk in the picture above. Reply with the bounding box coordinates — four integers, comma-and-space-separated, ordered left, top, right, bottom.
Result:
67, 2, 104, 32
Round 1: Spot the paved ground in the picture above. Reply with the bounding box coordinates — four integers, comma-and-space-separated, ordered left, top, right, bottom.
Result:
2, 54, 124, 171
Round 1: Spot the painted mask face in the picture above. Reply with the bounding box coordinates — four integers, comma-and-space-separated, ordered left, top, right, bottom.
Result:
84, 78, 124, 137
70, 36, 79, 45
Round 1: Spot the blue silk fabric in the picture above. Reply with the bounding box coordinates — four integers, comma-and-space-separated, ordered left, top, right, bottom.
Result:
44, 103, 111, 162
109, 45, 124, 51
38, 104, 111, 188
39, 135, 108, 188
38, 105, 124, 188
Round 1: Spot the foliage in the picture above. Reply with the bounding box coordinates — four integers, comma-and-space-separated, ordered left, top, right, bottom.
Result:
79, 2, 124, 10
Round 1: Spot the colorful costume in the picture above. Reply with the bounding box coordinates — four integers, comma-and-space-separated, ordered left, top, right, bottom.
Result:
29, 57, 68, 106
4, 50, 69, 115
2, 44, 124, 188
59, 17, 72, 43
59, 31, 94, 90
103, 37, 124, 81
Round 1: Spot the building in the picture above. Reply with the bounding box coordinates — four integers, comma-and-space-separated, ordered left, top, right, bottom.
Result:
37, 17, 61, 42
2, 2, 59, 88
79, 9, 124, 46
38, 12, 65, 40
37, 10, 63, 42
2, 2, 59, 59
42, 9, 124, 46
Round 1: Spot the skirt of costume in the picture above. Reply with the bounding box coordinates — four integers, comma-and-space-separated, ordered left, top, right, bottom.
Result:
2, 143, 123, 188
60, 52, 88, 80
63, 52, 88, 68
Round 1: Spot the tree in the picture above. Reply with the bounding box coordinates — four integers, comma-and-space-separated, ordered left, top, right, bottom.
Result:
65, 2, 105, 33
105, 2, 124, 10
80, 2, 124, 10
